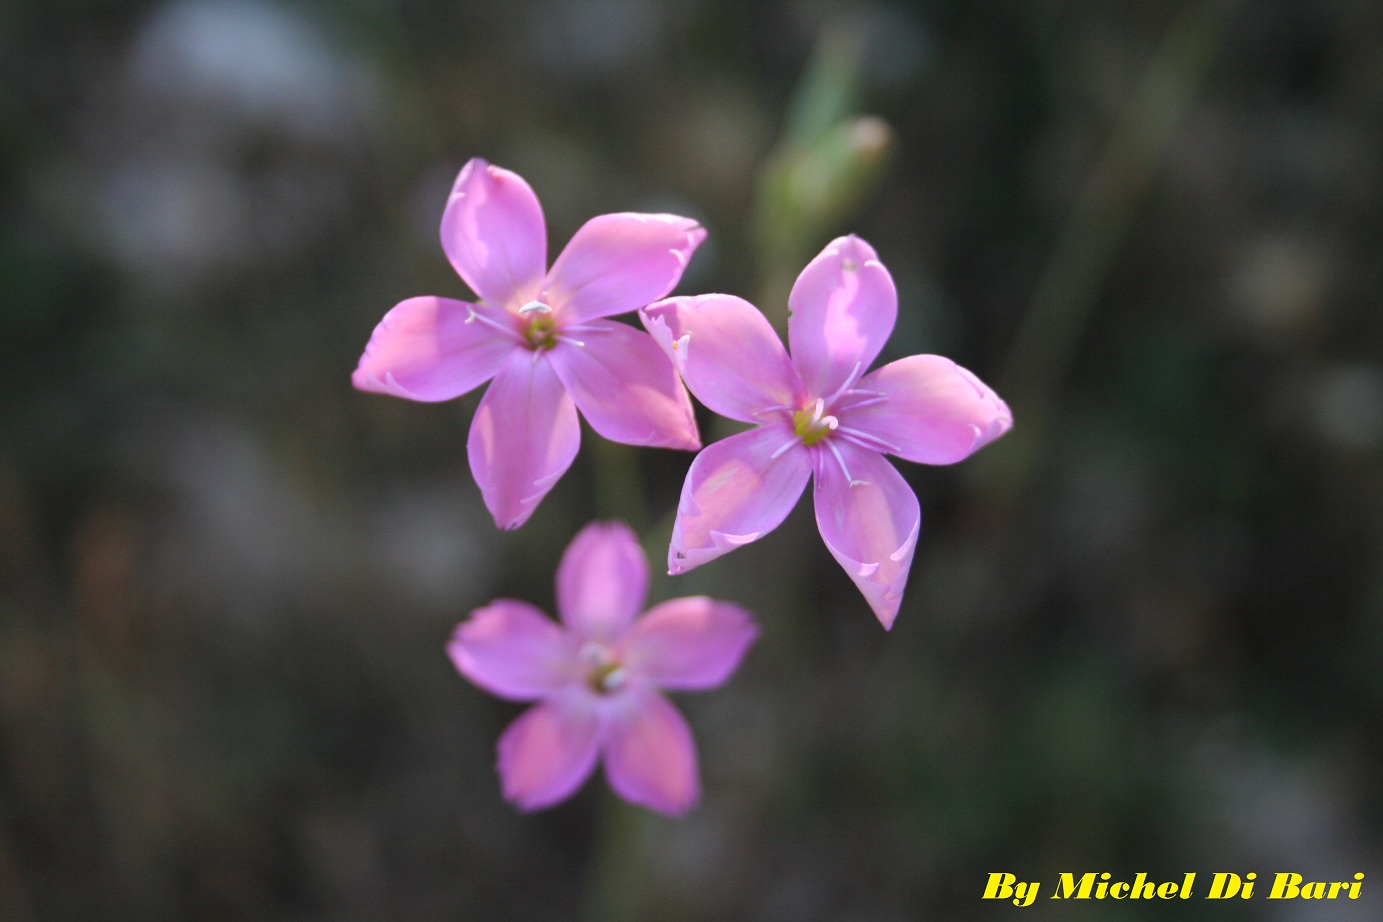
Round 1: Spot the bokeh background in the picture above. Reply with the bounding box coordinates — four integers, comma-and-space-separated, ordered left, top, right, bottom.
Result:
4, 0, 1382, 919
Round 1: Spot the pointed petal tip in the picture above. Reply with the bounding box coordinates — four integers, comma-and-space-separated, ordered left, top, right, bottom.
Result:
665, 431, 702, 452
873, 596, 901, 630
351, 365, 419, 400
957, 365, 1014, 454
684, 221, 708, 253
450, 156, 488, 195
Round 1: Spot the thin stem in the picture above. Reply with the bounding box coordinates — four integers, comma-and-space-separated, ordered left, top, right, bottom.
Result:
581, 791, 652, 922
989, 0, 1238, 504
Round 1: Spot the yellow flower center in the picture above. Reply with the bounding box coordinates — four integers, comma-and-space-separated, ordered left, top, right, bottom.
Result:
580, 641, 627, 694
791, 398, 838, 446
520, 301, 558, 350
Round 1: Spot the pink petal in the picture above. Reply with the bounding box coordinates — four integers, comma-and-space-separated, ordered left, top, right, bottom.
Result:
641, 295, 803, 423
788, 235, 897, 398
496, 693, 601, 811
669, 426, 812, 574
441, 159, 547, 311
620, 597, 757, 691
602, 688, 699, 815
447, 599, 577, 701
847, 355, 1012, 464
555, 520, 649, 644
542, 213, 706, 324
812, 441, 920, 630
352, 296, 518, 401
546, 320, 700, 450
467, 350, 580, 530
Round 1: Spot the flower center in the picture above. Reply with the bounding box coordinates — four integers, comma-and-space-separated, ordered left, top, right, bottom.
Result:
519, 301, 558, 351
791, 398, 839, 447
579, 641, 628, 695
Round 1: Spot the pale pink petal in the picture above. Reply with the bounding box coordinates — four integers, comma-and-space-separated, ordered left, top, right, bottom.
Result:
812, 442, 920, 630
542, 213, 705, 325
555, 521, 649, 644
669, 426, 812, 574
547, 320, 700, 450
496, 693, 601, 811
352, 296, 518, 401
619, 597, 757, 690
846, 355, 1012, 464
788, 235, 897, 398
447, 600, 577, 701
467, 350, 580, 530
641, 295, 803, 423
441, 159, 547, 311
602, 688, 699, 815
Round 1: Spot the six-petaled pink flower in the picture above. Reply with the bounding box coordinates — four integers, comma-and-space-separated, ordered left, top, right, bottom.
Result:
640, 235, 1012, 629
354, 159, 704, 529
448, 520, 757, 815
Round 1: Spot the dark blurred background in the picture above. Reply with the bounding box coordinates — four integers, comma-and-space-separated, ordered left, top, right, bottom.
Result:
3, 0, 1382, 919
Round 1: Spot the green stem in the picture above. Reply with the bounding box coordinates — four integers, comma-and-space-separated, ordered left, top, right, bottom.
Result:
581, 791, 653, 922
580, 435, 655, 921
589, 437, 647, 530
986, 0, 1238, 503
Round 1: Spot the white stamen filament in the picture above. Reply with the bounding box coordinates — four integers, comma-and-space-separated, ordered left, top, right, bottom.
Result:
770, 436, 802, 460
837, 394, 887, 412
825, 439, 869, 487
754, 403, 796, 420
519, 300, 552, 314
822, 362, 865, 406
464, 305, 524, 344
835, 426, 901, 455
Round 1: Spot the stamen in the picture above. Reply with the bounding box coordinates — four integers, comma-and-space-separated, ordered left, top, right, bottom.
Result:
770, 436, 803, 460
825, 439, 870, 487
822, 362, 865, 406
753, 404, 797, 420
519, 301, 552, 314
836, 394, 887, 412
835, 426, 901, 455
464, 305, 524, 344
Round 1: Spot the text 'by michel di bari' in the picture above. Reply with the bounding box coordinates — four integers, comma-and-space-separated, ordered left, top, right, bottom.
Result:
982, 872, 1364, 906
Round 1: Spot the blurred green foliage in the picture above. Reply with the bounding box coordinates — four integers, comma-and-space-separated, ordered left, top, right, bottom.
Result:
2, 1, 1382, 921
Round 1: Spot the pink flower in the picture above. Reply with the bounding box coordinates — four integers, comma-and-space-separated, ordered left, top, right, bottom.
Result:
447, 520, 757, 815
640, 235, 1012, 630
354, 159, 704, 529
